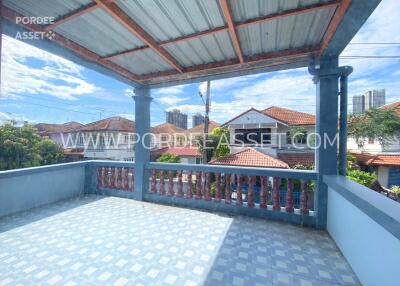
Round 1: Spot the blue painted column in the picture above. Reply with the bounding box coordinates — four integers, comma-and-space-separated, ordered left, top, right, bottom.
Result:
309, 56, 340, 229
133, 86, 152, 200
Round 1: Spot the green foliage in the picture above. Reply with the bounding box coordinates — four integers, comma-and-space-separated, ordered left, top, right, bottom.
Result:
197, 127, 230, 162
289, 126, 308, 144
156, 153, 180, 163
348, 108, 400, 148
0, 123, 64, 171
390, 186, 400, 198
346, 169, 377, 188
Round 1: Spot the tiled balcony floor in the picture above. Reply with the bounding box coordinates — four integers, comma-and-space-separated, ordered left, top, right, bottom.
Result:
0, 195, 359, 286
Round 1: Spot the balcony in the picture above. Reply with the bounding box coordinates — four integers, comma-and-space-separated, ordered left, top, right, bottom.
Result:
1, 161, 399, 286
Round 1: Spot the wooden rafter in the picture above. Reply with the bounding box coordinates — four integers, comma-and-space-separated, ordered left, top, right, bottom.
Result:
219, 0, 244, 63
319, 0, 351, 55
1, 5, 142, 83
101, 0, 339, 61
94, 0, 183, 73
140, 46, 319, 82
45, 3, 99, 31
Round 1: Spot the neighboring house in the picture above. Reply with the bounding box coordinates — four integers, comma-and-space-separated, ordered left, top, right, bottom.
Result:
186, 120, 221, 144
34, 121, 83, 147
151, 123, 187, 148
347, 101, 400, 188
222, 106, 315, 160
348, 101, 400, 153
351, 151, 400, 188
70, 117, 135, 161
152, 146, 201, 164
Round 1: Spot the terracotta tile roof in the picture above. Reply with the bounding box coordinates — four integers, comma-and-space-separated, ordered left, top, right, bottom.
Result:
63, 148, 84, 157
210, 148, 289, 168
35, 122, 83, 135
381, 101, 400, 116
187, 121, 220, 133
263, 106, 316, 126
351, 151, 400, 167
76, 117, 135, 132
154, 146, 201, 157
151, 123, 185, 134
278, 153, 315, 168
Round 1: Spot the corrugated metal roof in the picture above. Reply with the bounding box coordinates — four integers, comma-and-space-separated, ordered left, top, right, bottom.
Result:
110, 49, 173, 75
164, 31, 237, 67
53, 9, 146, 57
238, 7, 335, 56
3, 0, 91, 18
116, 0, 226, 42
229, 0, 331, 22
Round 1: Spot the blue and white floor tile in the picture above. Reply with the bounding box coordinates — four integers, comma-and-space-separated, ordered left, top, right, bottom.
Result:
0, 195, 359, 285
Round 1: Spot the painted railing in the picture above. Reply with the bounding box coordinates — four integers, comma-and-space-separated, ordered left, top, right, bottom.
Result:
89, 161, 135, 194
145, 163, 317, 225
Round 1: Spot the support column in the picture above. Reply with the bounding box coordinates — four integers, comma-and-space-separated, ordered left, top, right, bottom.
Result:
309, 56, 340, 229
133, 86, 152, 200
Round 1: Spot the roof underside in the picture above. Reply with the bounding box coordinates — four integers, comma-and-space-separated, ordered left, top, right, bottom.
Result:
2, 0, 380, 88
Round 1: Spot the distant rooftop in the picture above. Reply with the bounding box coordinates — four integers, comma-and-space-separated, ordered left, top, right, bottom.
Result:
34, 122, 83, 135
75, 116, 135, 132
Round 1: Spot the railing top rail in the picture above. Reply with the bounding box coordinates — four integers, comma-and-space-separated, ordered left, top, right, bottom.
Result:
0, 161, 88, 179
147, 162, 317, 180
89, 160, 135, 168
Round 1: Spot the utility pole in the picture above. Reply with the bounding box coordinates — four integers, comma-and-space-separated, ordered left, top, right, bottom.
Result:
199, 81, 211, 164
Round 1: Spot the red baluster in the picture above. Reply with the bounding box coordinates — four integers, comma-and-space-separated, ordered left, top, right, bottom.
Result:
247, 176, 255, 208
195, 172, 202, 199
204, 173, 211, 201
101, 167, 106, 188
110, 167, 116, 189
259, 176, 267, 209
300, 180, 309, 215
177, 171, 183, 197
186, 171, 193, 199
123, 167, 129, 190
168, 171, 174, 196
273, 177, 281, 211
215, 173, 222, 202
116, 168, 122, 189
107, 167, 112, 188
225, 174, 231, 204
236, 174, 243, 206
159, 170, 165, 195
285, 179, 294, 213
151, 169, 157, 193
129, 168, 134, 192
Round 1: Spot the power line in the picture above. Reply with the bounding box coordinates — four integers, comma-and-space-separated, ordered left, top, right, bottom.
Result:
348, 42, 400, 45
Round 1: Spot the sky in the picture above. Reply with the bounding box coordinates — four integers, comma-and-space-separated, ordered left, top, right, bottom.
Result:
0, 0, 399, 127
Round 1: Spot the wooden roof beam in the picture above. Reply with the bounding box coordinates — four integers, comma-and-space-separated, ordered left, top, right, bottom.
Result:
219, 0, 244, 63
101, 0, 339, 61
45, 2, 99, 31
319, 0, 351, 56
94, 0, 183, 73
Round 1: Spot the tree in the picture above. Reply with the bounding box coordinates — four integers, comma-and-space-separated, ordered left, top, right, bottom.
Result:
197, 127, 230, 162
348, 108, 400, 148
156, 153, 180, 163
0, 123, 64, 171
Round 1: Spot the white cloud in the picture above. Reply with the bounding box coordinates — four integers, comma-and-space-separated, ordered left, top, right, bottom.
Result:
153, 84, 188, 95
1, 35, 100, 101
157, 95, 189, 106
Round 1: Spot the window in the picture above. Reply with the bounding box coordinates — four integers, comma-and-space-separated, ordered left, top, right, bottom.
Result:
125, 135, 129, 144
286, 131, 291, 144
293, 131, 307, 144
78, 134, 84, 145
234, 128, 271, 144
368, 137, 375, 144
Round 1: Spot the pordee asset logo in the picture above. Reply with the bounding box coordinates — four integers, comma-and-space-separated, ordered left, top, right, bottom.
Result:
14, 16, 56, 40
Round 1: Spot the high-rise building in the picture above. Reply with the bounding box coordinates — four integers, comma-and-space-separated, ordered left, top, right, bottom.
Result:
353, 95, 365, 114
192, 113, 205, 128
352, 89, 386, 114
364, 89, 385, 110
166, 109, 188, 129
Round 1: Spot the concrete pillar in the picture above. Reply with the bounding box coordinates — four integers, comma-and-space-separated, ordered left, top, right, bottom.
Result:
133, 86, 152, 200
309, 56, 341, 229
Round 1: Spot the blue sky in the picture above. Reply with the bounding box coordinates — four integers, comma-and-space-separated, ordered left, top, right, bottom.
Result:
0, 0, 399, 127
